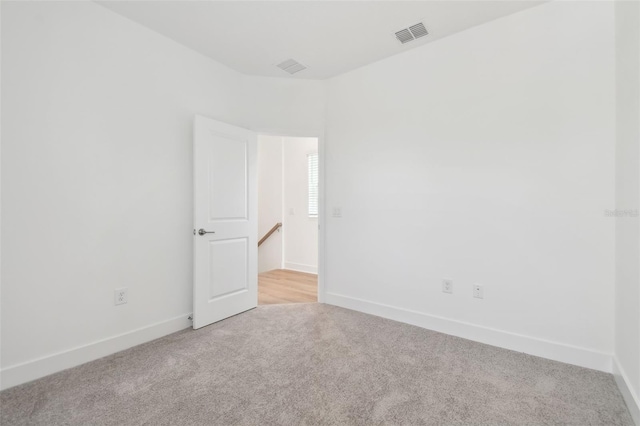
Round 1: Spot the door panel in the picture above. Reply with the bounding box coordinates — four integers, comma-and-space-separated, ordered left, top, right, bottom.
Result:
208, 238, 248, 299
208, 137, 247, 220
193, 115, 257, 329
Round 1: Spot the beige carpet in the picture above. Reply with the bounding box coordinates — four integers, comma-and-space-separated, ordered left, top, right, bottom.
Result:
0, 304, 634, 425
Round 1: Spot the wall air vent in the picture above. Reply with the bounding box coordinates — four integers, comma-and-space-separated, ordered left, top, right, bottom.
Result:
276, 59, 307, 75
395, 22, 429, 44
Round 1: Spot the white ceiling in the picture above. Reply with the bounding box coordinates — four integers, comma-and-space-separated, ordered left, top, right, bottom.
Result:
97, 1, 545, 80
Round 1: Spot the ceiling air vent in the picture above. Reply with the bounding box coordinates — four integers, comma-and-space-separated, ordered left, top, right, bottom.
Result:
277, 59, 307, 75
395, 22, 429, 44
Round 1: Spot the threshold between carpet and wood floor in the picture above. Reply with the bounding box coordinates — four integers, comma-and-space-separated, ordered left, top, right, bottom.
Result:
0, 303, 634, 425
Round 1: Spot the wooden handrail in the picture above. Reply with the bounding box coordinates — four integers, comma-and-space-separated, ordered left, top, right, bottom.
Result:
258, 222, 282, 247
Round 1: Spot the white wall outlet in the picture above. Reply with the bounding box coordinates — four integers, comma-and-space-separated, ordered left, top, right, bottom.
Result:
115, 287, 128, 305
442, 279, 453, 294
332, 207, 342, 217
289, 207, 295, 215
473, 284, 484, 299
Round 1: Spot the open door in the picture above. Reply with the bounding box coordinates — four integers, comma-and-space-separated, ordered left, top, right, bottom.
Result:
193, 115, 257, 329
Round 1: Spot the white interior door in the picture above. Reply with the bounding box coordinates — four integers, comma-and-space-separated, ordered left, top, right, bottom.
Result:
193, 115, 257, 329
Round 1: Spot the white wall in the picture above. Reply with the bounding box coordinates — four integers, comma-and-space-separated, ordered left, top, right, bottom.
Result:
258, 135, 283, 273
324, 1, 616, 371
283, 137, 318, 274
0, 0, 240, 382
614, 0, 640, 422
0, 1, 325, 389
240, 76, 326, 137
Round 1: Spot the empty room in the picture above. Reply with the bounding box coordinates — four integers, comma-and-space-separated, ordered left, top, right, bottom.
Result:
1, 1, 639, 425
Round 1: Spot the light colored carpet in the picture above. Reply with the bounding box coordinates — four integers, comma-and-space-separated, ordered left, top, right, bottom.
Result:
0, 304, 634, 425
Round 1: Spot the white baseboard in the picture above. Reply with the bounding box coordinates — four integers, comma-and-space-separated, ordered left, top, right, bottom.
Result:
0, 313, 192, 391
613, 357, 640, 425
325, 292, 612, 373
284, 262, 317, 274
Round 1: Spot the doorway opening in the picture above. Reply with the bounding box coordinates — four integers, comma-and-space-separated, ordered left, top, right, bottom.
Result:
257, 135, 319, 305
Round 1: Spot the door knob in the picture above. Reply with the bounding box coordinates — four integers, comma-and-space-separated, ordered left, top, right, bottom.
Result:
198, 229, 215, 236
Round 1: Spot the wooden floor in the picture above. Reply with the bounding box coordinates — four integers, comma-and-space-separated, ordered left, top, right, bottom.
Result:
258, 269, 317, 305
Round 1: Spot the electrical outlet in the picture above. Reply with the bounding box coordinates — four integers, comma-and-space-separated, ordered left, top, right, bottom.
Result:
442, 279, 453, 294
473, 284, 484, 299
115, 288, 128, 305
332, 207, 342, 217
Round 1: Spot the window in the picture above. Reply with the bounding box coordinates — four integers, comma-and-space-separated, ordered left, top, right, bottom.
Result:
308, 153, 318, 217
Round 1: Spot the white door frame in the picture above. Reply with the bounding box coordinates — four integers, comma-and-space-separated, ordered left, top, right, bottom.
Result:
255, 129, 326, 303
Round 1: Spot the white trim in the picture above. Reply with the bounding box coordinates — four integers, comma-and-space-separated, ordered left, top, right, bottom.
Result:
613, 356, 640, 425
284, 262, 318, 275
325, 292, 612, 373
316, 134, 326, 303
0, 313, 192, 391
280, 136, 286, 271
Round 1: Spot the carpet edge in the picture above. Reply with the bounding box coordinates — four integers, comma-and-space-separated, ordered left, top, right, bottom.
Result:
614, 356, 640, 426
0, 313, 192, 391
325, 292, 612, 373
